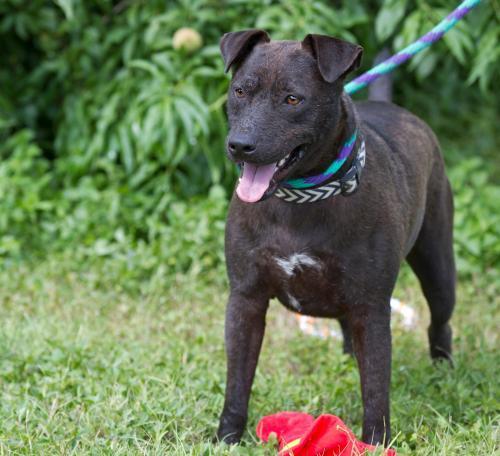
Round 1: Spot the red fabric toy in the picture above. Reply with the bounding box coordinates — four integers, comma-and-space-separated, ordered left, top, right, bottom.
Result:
256, 412, 396, 456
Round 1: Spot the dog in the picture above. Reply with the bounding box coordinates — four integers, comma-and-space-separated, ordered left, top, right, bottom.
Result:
216, 29, 455, 447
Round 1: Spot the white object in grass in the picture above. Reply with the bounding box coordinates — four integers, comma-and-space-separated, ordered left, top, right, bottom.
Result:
295, 298, 418, 340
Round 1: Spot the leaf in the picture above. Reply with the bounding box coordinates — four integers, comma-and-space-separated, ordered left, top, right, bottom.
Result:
173, 98, 195, 143
467, 24, 499, 91
118, 125, 134, 173
179, 88, 209, 136
376, 0, 407, 42
443, 27, 473, 65
396, 10, 421, 48
128, 60, 162, 78
54, 0, 75, 20
151, 52, 176, 78
163, 100, 176, 162
415, 51, 437, 79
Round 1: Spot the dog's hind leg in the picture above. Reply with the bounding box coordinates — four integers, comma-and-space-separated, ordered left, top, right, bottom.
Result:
407, 174, 456, 361
338, 316, 354, 355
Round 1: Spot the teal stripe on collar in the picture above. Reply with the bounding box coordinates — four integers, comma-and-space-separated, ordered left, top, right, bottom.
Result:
284, 130, 358, 189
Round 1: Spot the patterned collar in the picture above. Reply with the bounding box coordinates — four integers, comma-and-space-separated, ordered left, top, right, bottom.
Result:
274, 134, 366, 204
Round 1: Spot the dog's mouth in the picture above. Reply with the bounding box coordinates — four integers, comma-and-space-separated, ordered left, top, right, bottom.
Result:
236, 145, 306, 203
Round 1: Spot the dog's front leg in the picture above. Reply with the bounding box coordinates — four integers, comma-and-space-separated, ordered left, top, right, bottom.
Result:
217, 291, 269, 444
351, 307, 392, 446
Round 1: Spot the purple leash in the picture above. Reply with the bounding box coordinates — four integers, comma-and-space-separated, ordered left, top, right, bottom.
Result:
345, 0, 483, 95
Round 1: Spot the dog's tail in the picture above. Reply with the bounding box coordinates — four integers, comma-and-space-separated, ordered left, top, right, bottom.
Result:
368, 48, 393, 102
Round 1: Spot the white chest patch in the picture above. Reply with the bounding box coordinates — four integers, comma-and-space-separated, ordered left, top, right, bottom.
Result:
275, 253, 321, 277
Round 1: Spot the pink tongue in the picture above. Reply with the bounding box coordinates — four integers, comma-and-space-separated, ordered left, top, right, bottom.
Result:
236, 162, 277, 203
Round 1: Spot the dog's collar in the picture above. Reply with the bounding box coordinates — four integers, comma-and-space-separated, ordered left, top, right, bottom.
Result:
274, 139, 366, 204
284, 130, 359, 189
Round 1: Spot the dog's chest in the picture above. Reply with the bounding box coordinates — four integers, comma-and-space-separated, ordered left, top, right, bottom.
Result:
256, 247, 347, 317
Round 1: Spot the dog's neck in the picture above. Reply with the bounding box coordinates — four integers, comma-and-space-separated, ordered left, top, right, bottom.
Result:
293, 93, 359, 182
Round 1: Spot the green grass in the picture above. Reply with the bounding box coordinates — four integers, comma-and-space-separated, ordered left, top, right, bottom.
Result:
0, 253, 498, 455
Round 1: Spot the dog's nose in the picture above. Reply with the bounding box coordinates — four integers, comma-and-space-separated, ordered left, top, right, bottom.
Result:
228, 136, 256, 159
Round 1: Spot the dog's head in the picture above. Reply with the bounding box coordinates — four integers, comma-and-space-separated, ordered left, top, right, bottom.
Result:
220, 30, 363, 203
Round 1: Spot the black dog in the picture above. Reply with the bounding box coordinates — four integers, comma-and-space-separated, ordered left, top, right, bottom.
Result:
216, 29, 455, 447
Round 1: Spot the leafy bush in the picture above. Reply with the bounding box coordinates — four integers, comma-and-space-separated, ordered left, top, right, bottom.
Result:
0, 130, 52, 256
0, 0, 498, 283
450, 159, 500, 279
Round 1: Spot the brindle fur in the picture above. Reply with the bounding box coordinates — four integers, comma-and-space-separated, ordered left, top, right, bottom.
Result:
216, 30, 455, 447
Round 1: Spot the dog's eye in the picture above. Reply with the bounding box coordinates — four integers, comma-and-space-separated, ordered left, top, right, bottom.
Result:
285, 95, 301, 106
234, 87, 245, 98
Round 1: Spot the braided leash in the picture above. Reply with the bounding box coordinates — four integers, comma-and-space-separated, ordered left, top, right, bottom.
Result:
275, 0, 482, 203
344, 0, 483, 95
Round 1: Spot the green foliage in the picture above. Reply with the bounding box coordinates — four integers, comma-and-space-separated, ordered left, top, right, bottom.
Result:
0, 0, 498, 285
450, 159, 500, 279
0, 130, 52, 256
255, 1, 368, 41
375, 0, 499, 86
376, 0, 408, 42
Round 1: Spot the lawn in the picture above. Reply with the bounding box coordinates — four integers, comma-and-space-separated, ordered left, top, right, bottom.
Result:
0, 253, 498, 455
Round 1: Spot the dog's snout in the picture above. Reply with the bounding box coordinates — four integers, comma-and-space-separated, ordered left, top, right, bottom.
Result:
228, 136, 257, 160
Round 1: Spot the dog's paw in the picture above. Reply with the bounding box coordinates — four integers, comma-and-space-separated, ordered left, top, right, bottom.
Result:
215, 432, 241, 445
216, 412, 246, 445
215, 427, 243, 445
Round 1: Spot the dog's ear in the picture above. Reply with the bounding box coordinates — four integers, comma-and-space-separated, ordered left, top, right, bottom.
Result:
220, 29, 270, 73
302, 34, 363, 83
